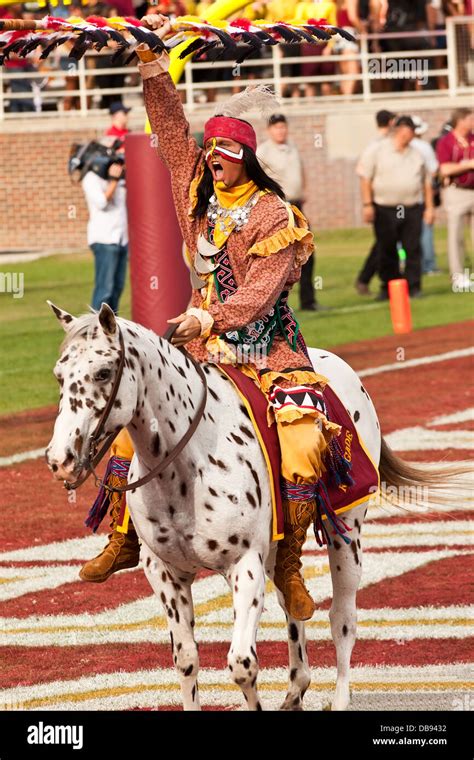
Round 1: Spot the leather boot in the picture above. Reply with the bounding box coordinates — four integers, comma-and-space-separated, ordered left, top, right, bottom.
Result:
273, 499, 316, 621
79, 501, 140, 583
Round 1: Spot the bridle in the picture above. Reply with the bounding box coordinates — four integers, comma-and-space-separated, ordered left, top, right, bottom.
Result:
63, 323, 208, 494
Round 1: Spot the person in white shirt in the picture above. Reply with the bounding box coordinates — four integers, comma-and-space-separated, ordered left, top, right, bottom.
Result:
257, 114, 318, 311
81, 159, 128, 313
411, 115, 440, 274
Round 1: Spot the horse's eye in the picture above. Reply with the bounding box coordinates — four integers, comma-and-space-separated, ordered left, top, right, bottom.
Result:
94, 368, 112, 382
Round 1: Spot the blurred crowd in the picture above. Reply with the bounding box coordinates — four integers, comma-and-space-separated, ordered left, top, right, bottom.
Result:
1, 0, 473, 111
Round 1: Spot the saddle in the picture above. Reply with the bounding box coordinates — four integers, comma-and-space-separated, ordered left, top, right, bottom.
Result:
215, 364, 380, 542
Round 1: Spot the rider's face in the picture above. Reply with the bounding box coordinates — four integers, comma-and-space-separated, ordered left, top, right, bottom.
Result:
205, 136, 249, 188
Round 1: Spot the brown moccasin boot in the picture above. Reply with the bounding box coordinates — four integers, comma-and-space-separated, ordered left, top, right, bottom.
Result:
273, 499, 316, 621
79, 502, 140, 583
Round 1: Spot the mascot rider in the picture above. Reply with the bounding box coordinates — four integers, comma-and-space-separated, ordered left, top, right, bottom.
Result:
79, 14, 352, 622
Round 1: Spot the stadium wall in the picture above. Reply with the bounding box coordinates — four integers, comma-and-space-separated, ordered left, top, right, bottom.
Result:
0, 100, 461, 253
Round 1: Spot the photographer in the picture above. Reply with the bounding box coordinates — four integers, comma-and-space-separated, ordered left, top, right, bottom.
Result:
81, 155, 128, 314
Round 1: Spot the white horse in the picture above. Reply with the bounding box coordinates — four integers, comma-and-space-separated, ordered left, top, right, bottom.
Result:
46, 302, 453, 711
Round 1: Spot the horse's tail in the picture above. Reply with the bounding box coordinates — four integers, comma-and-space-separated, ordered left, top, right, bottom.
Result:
378, 435, 472, 509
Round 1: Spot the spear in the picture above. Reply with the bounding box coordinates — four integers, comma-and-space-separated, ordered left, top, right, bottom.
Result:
0, 15, 355, 64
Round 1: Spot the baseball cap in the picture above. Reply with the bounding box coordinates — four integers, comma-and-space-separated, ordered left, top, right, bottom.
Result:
394, 115, 416, 130
109, 102, 131, 115
411, 115, 428, 136
268, 113, 287, 126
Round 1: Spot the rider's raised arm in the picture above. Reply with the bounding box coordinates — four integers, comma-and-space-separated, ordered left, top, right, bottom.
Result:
137, 50, 204, 242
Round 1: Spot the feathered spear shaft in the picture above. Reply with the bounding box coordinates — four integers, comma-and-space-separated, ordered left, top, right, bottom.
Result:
0, 14, 356, 65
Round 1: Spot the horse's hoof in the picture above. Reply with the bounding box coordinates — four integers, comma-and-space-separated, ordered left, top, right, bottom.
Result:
322, 702, 332, 711
279, 696, 304, 711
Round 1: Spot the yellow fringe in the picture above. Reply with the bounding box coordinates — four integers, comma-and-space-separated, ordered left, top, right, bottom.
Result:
205, 334, 239, 363
247, 225, 314, 259
258, 368, 329, 395
274, 406, 342, 437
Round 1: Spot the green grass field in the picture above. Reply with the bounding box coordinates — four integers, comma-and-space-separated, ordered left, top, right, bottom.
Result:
0, 226, 472, 416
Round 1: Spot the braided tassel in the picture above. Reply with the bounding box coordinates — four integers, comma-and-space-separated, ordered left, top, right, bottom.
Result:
314, 479, 352, 547
326, 435, 354, 489
85, 455, 131, 532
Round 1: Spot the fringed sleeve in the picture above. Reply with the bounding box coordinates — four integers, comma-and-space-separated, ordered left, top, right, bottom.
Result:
247, 201, 315, 268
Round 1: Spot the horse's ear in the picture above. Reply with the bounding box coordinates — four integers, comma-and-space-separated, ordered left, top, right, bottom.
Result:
97, 303, 117, 336
47, 300, 76, 332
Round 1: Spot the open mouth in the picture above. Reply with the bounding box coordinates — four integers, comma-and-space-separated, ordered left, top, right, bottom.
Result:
211, 160, 224, 182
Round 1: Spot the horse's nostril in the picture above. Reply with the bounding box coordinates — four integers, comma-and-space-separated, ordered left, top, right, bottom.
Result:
51, 463, 58, 472
63, 451, 75, 468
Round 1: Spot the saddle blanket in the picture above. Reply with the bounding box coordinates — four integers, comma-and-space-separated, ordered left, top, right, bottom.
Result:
216, 364, 380, 542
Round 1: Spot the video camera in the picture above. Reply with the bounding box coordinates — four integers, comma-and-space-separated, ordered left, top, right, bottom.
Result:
68, 139, 125, 182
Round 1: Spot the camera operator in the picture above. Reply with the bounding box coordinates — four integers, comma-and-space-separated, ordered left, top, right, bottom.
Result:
81, 154, 128, 314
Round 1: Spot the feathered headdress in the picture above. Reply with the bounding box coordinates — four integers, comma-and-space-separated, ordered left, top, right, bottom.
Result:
203, 84, 281, 153
213, 84, 280, 119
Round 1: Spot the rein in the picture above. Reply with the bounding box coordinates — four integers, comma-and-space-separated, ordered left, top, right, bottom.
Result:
64, 323, 208, 494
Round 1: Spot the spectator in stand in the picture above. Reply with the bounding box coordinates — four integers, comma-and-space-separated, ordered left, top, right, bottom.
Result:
105, 102, 131, 150
355, 108, 396, 295
426, 1, 448, 90
90, 3, 128, 110
379, 0, 430, 91
257, 114, 320, 311
4, 52, 36, 113
380, 0, 430, 47
294, 1, 337, 97
333, 1, 365, 96
436, 107, 474, 288
411, 115, 440, 275
442, 1, 472, 88
56, 4, 86, 112
359, 115, 434, 300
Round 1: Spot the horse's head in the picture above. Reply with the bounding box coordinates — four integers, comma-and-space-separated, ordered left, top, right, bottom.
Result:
45, 301, 136, 484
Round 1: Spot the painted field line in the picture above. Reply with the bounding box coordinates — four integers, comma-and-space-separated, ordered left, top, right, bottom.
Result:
0, 448, 45, 468
359, 347, 474, 378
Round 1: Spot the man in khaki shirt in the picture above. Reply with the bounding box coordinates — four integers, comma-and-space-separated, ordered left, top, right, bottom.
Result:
257, 114, 318, 311
359, 115, 434, 299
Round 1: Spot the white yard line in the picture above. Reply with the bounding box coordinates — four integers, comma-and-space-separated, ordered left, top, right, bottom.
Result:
358, 347, 474, 378
0, 447, 45, 467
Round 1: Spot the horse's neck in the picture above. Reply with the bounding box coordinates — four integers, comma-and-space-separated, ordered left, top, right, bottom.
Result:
122, 325, 205, 469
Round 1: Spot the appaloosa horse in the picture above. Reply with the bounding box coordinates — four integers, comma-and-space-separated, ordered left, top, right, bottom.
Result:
45, 302, 453, 711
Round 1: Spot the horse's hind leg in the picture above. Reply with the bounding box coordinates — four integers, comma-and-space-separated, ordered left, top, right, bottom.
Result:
280, 612, 311, 710
227, 550, 266, 710
266, 549, 311, 711
142, 550, 200, 710
326, 503, 366, 711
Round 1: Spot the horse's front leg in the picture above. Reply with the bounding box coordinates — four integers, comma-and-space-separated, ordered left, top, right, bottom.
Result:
227, 550, 266, 711
142, 550, 200, 710
265, 547, 311, 710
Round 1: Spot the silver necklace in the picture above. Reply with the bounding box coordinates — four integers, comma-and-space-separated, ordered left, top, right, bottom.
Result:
207, 191, 259, 235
